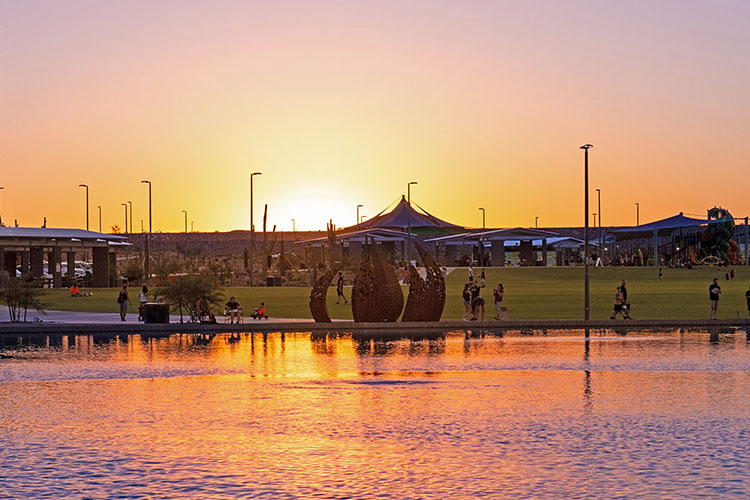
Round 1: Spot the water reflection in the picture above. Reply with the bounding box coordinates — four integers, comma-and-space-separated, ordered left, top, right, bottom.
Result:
1, 329, 750, 498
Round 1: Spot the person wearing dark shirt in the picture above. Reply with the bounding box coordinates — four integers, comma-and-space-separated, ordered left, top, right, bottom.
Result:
745, 286, 750, 317
225, 296, 241, 324
462, 283, 472, 321
336, 272, 348, 304
709, 278, 721, 320
469, 280, 485, 321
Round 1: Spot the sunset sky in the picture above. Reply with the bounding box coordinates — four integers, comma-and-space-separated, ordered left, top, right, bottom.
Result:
2, 0, 749, 233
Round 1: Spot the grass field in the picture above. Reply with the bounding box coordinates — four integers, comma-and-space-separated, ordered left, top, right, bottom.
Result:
37, 266, 750, 321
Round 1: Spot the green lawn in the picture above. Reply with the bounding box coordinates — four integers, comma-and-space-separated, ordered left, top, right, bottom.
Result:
40, 266, 750, 320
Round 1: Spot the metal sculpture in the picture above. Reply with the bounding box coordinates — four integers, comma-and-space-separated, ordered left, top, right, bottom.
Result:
309, 267, 340, 323
351, 243, 403, 322
402, 243, 446, 322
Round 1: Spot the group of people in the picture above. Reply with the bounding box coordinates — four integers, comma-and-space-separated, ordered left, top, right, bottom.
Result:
115, 284, 269, 322
610, 280, 631, 319
709, 278, 750, 320
461, 268, 505, 321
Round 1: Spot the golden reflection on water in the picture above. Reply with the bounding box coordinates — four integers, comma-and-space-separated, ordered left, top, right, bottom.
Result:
1, 331, 750, 498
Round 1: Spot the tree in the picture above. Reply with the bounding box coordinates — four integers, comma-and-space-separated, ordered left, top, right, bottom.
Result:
159, 273, 223, 323
151, 253, 181, 281
120, 257, 143, 284
0, 272, 50, 322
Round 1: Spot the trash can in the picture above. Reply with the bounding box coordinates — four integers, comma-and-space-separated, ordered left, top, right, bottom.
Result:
266, 276, 275, 287
273, 276, 282, 287
144, 303, 170, 324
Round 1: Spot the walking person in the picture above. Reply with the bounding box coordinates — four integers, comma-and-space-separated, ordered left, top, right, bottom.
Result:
117, 284, 129, 322
709, 278, 721, 320
138, 285, 148, 321
610, 286, 629, 319
336, 271, 348, 304
745, 285, 750, 318
493, 283, 504, 320
620, 279, 630, 317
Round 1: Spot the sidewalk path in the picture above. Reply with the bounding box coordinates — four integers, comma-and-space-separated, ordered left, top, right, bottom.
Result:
0, 309, 315, 324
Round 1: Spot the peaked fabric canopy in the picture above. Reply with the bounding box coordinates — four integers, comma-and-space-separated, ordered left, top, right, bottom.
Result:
349, 196, 463, 234
612, 213, 719, 239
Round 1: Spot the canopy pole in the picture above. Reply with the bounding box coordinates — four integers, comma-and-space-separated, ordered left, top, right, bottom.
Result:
653, 228, 659, 273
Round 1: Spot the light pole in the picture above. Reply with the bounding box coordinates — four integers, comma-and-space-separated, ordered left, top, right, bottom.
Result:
535, 216, 539, 229
127, 201, 133, 234
182, 210, 188, 233
596, 189, 602, 261
361, 215, 367, 223
141, 180, 152, 281
356, 204, 363, 226
593, 213, 597, 228
635, 202, 640, 226
407, 181, 418, 267
478, 207, 485, 229
0, 186, 4, 226
249, 172, 262, 286
121, 203, 128, 234
291, 218, 295, 233
97, 205, 102, 233
79, 184, 89, 230
580, 144, 593, 323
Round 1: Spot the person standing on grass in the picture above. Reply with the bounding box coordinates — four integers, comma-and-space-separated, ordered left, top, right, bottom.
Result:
493, 283, 504, 320
336, 271, 348, 304
462, 283, 472, 321
620, 279, 630, 317
709, 278, 721, 320
610, 286, 629, 319
745, 286, 750, 317
117, 284, 129, 322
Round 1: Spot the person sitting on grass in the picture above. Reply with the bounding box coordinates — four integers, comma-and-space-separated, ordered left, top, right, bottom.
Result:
251, 302, 268, 320
225, 296, 241, 324
70, 284, 81, 297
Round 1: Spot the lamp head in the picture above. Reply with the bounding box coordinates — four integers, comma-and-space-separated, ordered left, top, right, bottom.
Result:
409, 181, 418, 186
580, 144, 593, 150
251, 171, 262, 176
79, 184, 87, 188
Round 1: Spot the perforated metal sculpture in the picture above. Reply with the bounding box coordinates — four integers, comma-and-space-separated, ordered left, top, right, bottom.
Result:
351, 243, 404, 322
309, 267, 340, 323
402, 243, 446, 322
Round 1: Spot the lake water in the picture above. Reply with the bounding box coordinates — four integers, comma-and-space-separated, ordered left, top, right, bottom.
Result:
1, 329, 749, 499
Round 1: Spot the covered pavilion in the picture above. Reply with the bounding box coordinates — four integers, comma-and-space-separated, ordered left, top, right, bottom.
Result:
0, 227, 128, 288
425, 228, 559, 266
296, 228, 416, 267
347, 196, 464, 235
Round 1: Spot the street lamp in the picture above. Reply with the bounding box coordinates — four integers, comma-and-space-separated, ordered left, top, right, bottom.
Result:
535, 216, 539, 229
249, 171, 262, 286
356, 204, 363, 226
593, 212, 597, 227
0, 186, 4, 226
97, 205, 102, 233
79, 184, 89, 230
407, 181, 418, 267
596, 189, 602, 261
361, 215, 367, 223
121, 203, 128, 234
478, 207, 485, 229
182, 210, 188, 233
580, 144, 593, 323
291, 218, 296, 233
127, 201, 133, 234
635, 202, 640, 226
141, 180, 152, 281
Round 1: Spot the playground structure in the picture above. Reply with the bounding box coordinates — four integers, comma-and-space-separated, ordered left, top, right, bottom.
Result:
705, 207, 745, 265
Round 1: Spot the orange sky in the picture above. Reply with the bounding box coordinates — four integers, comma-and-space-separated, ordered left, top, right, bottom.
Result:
2, 0, 749, 232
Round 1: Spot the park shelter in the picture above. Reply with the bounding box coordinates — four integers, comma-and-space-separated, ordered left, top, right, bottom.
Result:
612, 212, 749, 264
0, 227, 128, 288
296, 228, 416, 266
348, 196, 464, 235
425, 228, 559, 266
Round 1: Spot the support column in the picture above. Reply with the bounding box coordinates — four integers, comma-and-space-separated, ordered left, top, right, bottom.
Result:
745, 217, 749, 266
444, 245, 458, 267
542, 239, 548, 267
92, 247, 109, 288
20, 251, 30, 276
30, 247, 44, 278
49, 247, 62, 289
67, 251, 76, 282
3, 251, 17, 276
491, 241, 505, 267
109, 252, 117, 287
519, 240, 533, 265
653, 229, 659, 270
